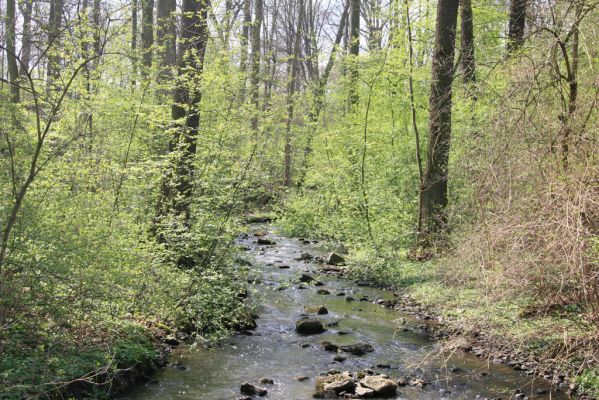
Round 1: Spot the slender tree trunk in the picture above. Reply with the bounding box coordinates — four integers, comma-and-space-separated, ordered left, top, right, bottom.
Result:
157, 0, 209, 232
6, 0, 19, 101
561, 2, 582, 169
47, 0, 63, 90
249, 0, 263, 129
284, 0, 304, 187
93, 0, 101, 59
348, 0, 360, 107
239, 0, 251, 99
418, 0, 459, 246
262, 0, 278, 111
19, 0, 33, 79
460, 0, 475, 88
404, 0, 424, 232
507, 0, 526, 51
131, 0, 138, 86
141, 0, 154, 75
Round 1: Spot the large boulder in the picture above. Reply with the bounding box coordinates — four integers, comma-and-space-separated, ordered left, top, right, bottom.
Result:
339, 343, 374, 356
327, 252, 345, 266
359, 375, 397, 396
296, 318, 325, 334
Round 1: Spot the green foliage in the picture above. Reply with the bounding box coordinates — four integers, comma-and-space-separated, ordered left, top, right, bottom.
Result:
576, 369, 599, 398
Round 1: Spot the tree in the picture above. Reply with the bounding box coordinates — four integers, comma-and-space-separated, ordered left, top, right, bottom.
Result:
298, 0, 349, 186
131, 0, 138, 85
157, 0, 209, 232
18, 0, 33, 80
363, 0, 384, 51
5, 0, 19, 102
460, 0, 475, 88
141, 0, 154, 74
249, 0, 263, 129
239, 0, 251, 86
156, 0, 177, 79
348, 0, 360, 107
418, 0, 460, 246
283, 0, 304, 187
47, 0, 63, 89
508, 0, 527, 51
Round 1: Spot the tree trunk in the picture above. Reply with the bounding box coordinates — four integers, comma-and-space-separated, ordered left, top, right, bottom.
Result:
262, 0, 278, 111
131, 0, 138, 86
561, 2, 582, 169
156, 0, 176, 78
158, 0, 209, 229
249, 0, 263, 129
460, 0, 475, 87
141, 0, 154, 75
404, 0, 424, 233
507, 0, 526, 51
418, 0, 459, 246
93, 0, 101, 59
6, 0, 19, 101
47, 0, 63, 90
18, 0, 33, 79
348, 0, 360, 107
239, 0, 251, 98
284, 0, 304, 187
365, 0, 383, 51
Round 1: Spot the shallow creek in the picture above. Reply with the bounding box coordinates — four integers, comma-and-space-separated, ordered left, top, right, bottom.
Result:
119, 225, 569, 400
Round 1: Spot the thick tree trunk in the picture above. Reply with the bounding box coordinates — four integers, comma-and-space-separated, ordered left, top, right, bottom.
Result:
507, 0, 526, 51
6, 0, 19, 101
348, 0, 360, 107
141, 0, 154, 75
460, 0, 475, 87
249, 0, 263, 129
418, 0, 459, 246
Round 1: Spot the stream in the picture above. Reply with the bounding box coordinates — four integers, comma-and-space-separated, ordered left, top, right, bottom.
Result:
119, 224, 568, 400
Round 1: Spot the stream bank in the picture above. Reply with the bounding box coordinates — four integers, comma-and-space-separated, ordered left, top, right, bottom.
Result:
118, 224, 577, 399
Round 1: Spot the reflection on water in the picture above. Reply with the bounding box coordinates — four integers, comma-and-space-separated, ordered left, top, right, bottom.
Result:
118, 226, 568, 400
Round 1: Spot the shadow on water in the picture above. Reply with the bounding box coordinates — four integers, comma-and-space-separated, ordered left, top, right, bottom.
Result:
118, 225, 570, 400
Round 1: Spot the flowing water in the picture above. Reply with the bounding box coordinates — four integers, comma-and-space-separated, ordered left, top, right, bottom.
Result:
119, 225, 568, 400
